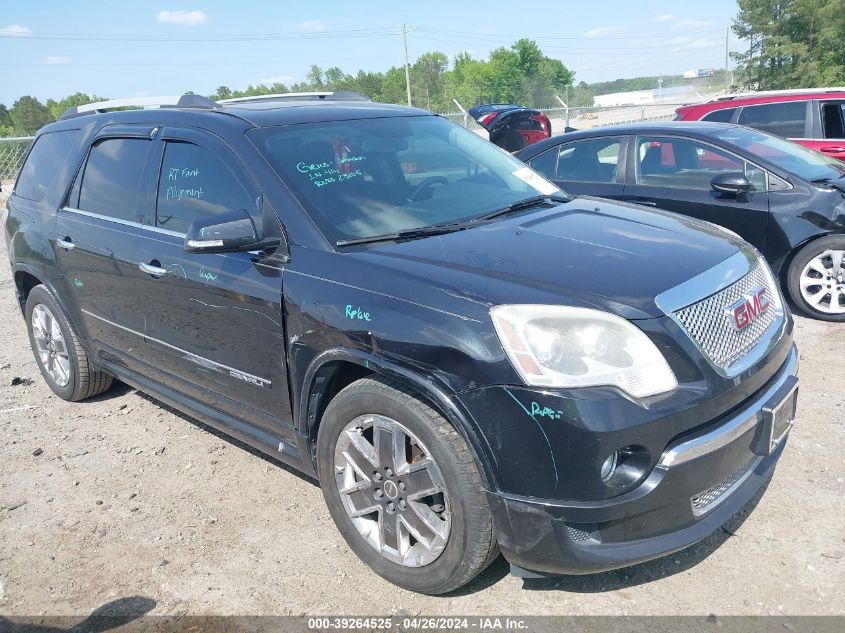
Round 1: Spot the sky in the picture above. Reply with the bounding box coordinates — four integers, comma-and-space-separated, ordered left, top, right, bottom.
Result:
0, 0, 741, 107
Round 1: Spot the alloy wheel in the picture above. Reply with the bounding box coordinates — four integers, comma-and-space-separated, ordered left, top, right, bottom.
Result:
333, 414, 451, 567
799, 249, 845, 314
31, 303, 71, 387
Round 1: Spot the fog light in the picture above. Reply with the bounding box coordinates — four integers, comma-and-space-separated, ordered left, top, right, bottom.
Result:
600, 445, 651, 488
600, 453, 618, 481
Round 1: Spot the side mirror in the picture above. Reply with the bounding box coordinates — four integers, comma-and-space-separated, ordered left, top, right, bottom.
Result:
184, 209, 280, 254
711, 172, 751, 196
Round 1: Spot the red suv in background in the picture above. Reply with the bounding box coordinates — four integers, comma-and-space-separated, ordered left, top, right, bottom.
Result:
675, 88, 845, 161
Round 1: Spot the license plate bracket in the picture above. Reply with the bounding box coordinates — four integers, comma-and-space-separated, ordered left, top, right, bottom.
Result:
757, 377, 798, 456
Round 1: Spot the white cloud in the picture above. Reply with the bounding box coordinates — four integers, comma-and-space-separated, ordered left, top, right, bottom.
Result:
156, 10, 209, 27
652, 14, 674, 23
296, 19, 327, 32
584, 26, 622, 38
43, 56, 72, 65
677, 19, 712, 28
0, 24, 31, 36
261, 75, 295, 85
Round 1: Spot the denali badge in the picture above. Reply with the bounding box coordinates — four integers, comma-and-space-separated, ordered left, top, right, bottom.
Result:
727, 285, 770, 331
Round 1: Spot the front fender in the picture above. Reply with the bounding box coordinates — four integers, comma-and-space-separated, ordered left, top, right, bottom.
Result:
297, 347, 498, 491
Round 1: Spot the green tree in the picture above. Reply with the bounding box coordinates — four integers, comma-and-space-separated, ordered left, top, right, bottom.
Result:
0, 104, 11, 127
45, 92, 104, 120
306, 65, 325, 89
211, 86, 232, 100
11, 96, 53, 134
732, 0, 845, 89
412, 51, 449, 111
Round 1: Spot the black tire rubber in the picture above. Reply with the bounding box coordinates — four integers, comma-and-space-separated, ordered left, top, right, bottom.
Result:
317, 376, 499, 594
25, 284, 114, 401
785, 235, 845, 322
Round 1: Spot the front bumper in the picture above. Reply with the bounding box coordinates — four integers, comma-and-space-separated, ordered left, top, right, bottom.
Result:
488, 344, 798, 576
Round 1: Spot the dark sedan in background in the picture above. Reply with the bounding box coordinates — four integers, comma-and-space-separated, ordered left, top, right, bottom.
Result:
516, 122, 845, 321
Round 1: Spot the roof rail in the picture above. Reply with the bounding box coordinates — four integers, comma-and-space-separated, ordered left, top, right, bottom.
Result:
60, 94, 221, 120
217, 91, 371, 105
710, 87, 845, 102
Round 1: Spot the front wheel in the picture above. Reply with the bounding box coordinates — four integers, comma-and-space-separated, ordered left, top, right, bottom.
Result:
786, 235, 845, 321
316, 377, 498, 594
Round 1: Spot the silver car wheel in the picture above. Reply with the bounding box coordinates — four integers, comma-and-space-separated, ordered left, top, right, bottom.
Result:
799, 249, 845, 314
334, 414, 451, 567
31, 303, 71, 387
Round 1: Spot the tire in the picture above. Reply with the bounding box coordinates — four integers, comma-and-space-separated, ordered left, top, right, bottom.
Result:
786, 235, 845, 321
316, 377, 498, 594
25, 284, 113, 401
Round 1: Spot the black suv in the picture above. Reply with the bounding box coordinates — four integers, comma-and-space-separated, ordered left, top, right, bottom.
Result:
4, 93, 798, 594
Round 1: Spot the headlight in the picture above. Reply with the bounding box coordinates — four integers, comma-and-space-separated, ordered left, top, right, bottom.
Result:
491, 305, 677, 398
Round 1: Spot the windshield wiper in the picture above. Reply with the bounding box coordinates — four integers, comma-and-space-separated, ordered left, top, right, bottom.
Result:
472, 194, 570, 222
336, 223, 469, 247
334, 194, 570, 247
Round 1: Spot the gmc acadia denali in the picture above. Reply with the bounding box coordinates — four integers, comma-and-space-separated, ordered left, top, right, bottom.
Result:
3, 93, 798, 594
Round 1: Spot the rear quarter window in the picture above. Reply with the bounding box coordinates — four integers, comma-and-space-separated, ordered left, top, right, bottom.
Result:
737, 101, 807, 138
14, 129, 82, 202
701, 108, 736, 123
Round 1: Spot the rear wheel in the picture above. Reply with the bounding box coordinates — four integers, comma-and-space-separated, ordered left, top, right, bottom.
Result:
786, 235, 845, 321
316, 377, 498, 594
25, 285, 113, 401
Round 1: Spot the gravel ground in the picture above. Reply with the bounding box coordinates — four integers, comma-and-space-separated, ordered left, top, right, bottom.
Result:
0, 190, 843, 618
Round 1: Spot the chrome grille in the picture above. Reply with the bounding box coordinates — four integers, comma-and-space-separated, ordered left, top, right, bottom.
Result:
673, 263, 781, 372
691, 457, 757, 515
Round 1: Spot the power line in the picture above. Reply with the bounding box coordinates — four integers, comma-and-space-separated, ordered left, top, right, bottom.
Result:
417, 26, 727, 41
0, 27, 398, 42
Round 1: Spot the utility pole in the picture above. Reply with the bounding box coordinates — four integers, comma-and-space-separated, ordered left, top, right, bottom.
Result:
401, 24, 412, 106
725, 26, 730, 94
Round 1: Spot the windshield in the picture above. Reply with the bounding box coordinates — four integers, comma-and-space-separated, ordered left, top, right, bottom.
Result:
247, 115, 562, 243
713, 126, 845, 183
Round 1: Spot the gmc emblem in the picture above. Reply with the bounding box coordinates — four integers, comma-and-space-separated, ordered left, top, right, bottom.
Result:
727, 285, 770, 331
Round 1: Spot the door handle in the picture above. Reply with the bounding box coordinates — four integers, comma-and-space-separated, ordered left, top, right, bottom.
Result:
820, 146, 845, 154
56, 237, 75, 251
139, 261, 168, 277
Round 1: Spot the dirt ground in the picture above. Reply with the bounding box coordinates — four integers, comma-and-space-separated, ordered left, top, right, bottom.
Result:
0, 191, 843, 618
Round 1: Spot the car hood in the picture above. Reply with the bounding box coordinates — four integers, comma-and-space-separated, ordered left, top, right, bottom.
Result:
353, 197, 743, 320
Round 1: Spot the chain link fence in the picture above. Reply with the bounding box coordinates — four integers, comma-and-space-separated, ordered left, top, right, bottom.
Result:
441, 102, 686, 137
0, 136, 33, 187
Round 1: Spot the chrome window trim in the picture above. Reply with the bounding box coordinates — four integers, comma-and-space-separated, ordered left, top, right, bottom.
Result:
141, 224, 184, 238
81, 309, 271, 387
61, 206, 143, 228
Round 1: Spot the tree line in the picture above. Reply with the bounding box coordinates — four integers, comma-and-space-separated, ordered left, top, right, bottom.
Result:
4, 1, 843, 137
732, 0, 844, 89
1, 39, 595, 136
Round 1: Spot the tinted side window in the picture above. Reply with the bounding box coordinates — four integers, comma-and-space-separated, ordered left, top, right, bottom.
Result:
14, 130, 82, 202
555, 138, 621, 183
635, 136, 763, 191
78, 138, 151, 221
737, 101, 806, 138
821, 102, 845, 139
701, 108, 736, 123
527, 148, 559, 180
156, 141, 256, 234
